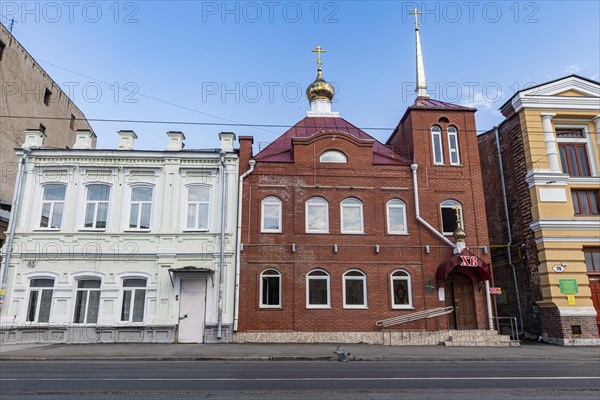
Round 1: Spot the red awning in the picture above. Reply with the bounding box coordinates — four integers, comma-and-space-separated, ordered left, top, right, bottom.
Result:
436, 249, 492, 283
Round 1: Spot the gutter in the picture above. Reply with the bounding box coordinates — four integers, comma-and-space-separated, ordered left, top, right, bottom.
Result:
494, 126, 524, 336
0, 149, 29, 312
216, 152, 227, 339
233, 159, 255, 331
410, 164, 455, 248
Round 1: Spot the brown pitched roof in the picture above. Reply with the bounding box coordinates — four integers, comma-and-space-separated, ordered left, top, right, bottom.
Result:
254, 117, 409, 165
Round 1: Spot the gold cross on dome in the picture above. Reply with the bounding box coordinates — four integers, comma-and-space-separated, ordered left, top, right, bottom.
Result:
311, 45, 327, 68
454, 204, 462, 228
409, 7, 422, 29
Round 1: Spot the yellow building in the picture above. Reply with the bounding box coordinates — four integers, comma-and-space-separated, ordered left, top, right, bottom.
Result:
478, 75, 600, 345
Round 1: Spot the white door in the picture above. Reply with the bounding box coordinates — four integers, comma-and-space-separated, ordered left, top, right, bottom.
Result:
177, 278, 207, 343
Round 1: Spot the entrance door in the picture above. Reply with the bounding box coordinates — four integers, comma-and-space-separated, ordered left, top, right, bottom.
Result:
588, 275, 600, 336
177, 278, 207, 343
445, 273, 477, 330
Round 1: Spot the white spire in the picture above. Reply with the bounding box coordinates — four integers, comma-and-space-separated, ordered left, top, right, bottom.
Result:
410, 8, 428, 98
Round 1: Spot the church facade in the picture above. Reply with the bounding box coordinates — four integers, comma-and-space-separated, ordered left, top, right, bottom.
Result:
233, 17, 507, 345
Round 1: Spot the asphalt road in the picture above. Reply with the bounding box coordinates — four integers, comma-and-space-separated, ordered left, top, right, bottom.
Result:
1, 360, 599, 399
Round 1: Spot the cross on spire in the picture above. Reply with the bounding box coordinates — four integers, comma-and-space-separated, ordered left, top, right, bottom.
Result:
409, 7, 422, 30
454, 204, 462, 228
311, 45, 327, 69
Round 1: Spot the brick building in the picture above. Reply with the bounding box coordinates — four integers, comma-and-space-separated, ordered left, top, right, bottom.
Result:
478, 75, 600, 345
0, 22, 94, 248
234, 22, 504, 345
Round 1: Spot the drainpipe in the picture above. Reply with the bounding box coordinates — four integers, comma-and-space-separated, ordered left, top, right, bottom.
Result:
233, 159, 255, 331
494, 126, 524, 336
410, 164, 455, 248
0, 149, 29, 313
217, 152, 227, 340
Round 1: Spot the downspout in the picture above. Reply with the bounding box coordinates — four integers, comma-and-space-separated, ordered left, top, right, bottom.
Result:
0, 149, 29, 313
494, 126, 524, 336
410, 164, 455, 248
233, 159, 255, 331
217, 151, 227, 339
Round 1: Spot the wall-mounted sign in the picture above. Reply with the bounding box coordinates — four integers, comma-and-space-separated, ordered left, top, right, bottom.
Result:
567, 295, 576, 305
552, 265, 566, 273
559, 279, 578, 294
489, 287, 502, 295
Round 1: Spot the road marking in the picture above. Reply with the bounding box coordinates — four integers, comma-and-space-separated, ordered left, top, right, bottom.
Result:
1, 377, 598, 381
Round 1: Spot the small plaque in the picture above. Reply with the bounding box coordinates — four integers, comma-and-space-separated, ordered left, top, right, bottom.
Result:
559, 279, 578, 294
567, 295, 576, 305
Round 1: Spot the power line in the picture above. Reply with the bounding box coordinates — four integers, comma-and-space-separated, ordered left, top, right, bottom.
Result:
1, 115, 596, 135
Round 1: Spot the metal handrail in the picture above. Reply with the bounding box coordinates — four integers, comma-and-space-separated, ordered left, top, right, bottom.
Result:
493, 316, 520, 341
376, 306, 454, 328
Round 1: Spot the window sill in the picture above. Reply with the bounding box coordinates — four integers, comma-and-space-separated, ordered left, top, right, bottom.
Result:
182, 229, 210, 233
306, 231, 329, 234
387, 232, 409, 236
341, 231, 365, 235
79, 228, 107, 232
392, 306, 415, 310
307, 305, 331, 309
261, 230, 282, 234
124, 229, 151, 233
33, 228, 62, 232
343, 306, 368, 310
259, 305, 282, 309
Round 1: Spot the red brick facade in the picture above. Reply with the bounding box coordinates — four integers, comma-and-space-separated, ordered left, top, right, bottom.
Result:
237, 99, 493, 336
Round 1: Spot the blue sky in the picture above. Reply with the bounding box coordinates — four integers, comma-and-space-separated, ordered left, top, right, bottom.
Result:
3, 1, 599, 150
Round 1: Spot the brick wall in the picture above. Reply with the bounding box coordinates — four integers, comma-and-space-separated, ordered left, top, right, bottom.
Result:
238, 107, 493, 335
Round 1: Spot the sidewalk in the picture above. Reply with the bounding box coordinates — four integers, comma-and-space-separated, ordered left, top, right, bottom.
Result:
1, 341, 599, 361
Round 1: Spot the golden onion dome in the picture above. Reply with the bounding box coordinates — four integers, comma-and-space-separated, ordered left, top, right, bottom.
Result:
453, 225, 467, 241
306, 68, 334, 102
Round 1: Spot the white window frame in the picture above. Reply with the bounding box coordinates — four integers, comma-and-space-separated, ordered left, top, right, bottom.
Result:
305, 197, 329, 234
261, 196, 282, 233
306, 269, 331, 309
343, 269, 368, 309
390, 270, 413, 309
127, 185, 154, 231
386, 199, 408, 234
185, 184, 211, 231
73, 279, 102, 324
447, 126, 461, 166
440, 200, 463, 235
555, 123, 598, 178
26, 278, 55, 323
120, 278, 147, 323
82, 184, 111, 230
319, 150, 348, 163
431, 126, 444, 165
340, 198, 364, 234
39, 184, 67, 230
259, 269, 282, 308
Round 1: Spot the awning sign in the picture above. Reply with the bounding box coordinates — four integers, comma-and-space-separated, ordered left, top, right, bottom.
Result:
489, 287, 502, 295
559, 279, 578, 294
460, 256, 479, 267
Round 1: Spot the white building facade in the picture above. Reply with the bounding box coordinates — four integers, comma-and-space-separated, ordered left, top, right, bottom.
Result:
0, 129, 239, 343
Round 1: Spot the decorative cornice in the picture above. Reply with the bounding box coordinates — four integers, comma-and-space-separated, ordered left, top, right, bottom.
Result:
525, 170, 569, 188
530, 218, 600, 232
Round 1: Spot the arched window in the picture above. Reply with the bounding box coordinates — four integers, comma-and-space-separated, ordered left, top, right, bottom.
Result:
26, 278, 55, 323
386, 199, 407, 234
73, 279, 101, 324
447, 126, 460, 165
186, 185, 210, 230
306, 197, 329, 233
260, 269, 281, 308
129, 186, 153, 230
440, 200, 463, 235
306, 269, 330, 308
431, 126, 444, 165
320, 150, 347, 163
261, 196, 282, 233
40, 184, 66, 229
341, 198, 364, 234
390, 270, 412, 309
121, 278, 147, 322
84, 184, 110, 229
343, 270, 367, 308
